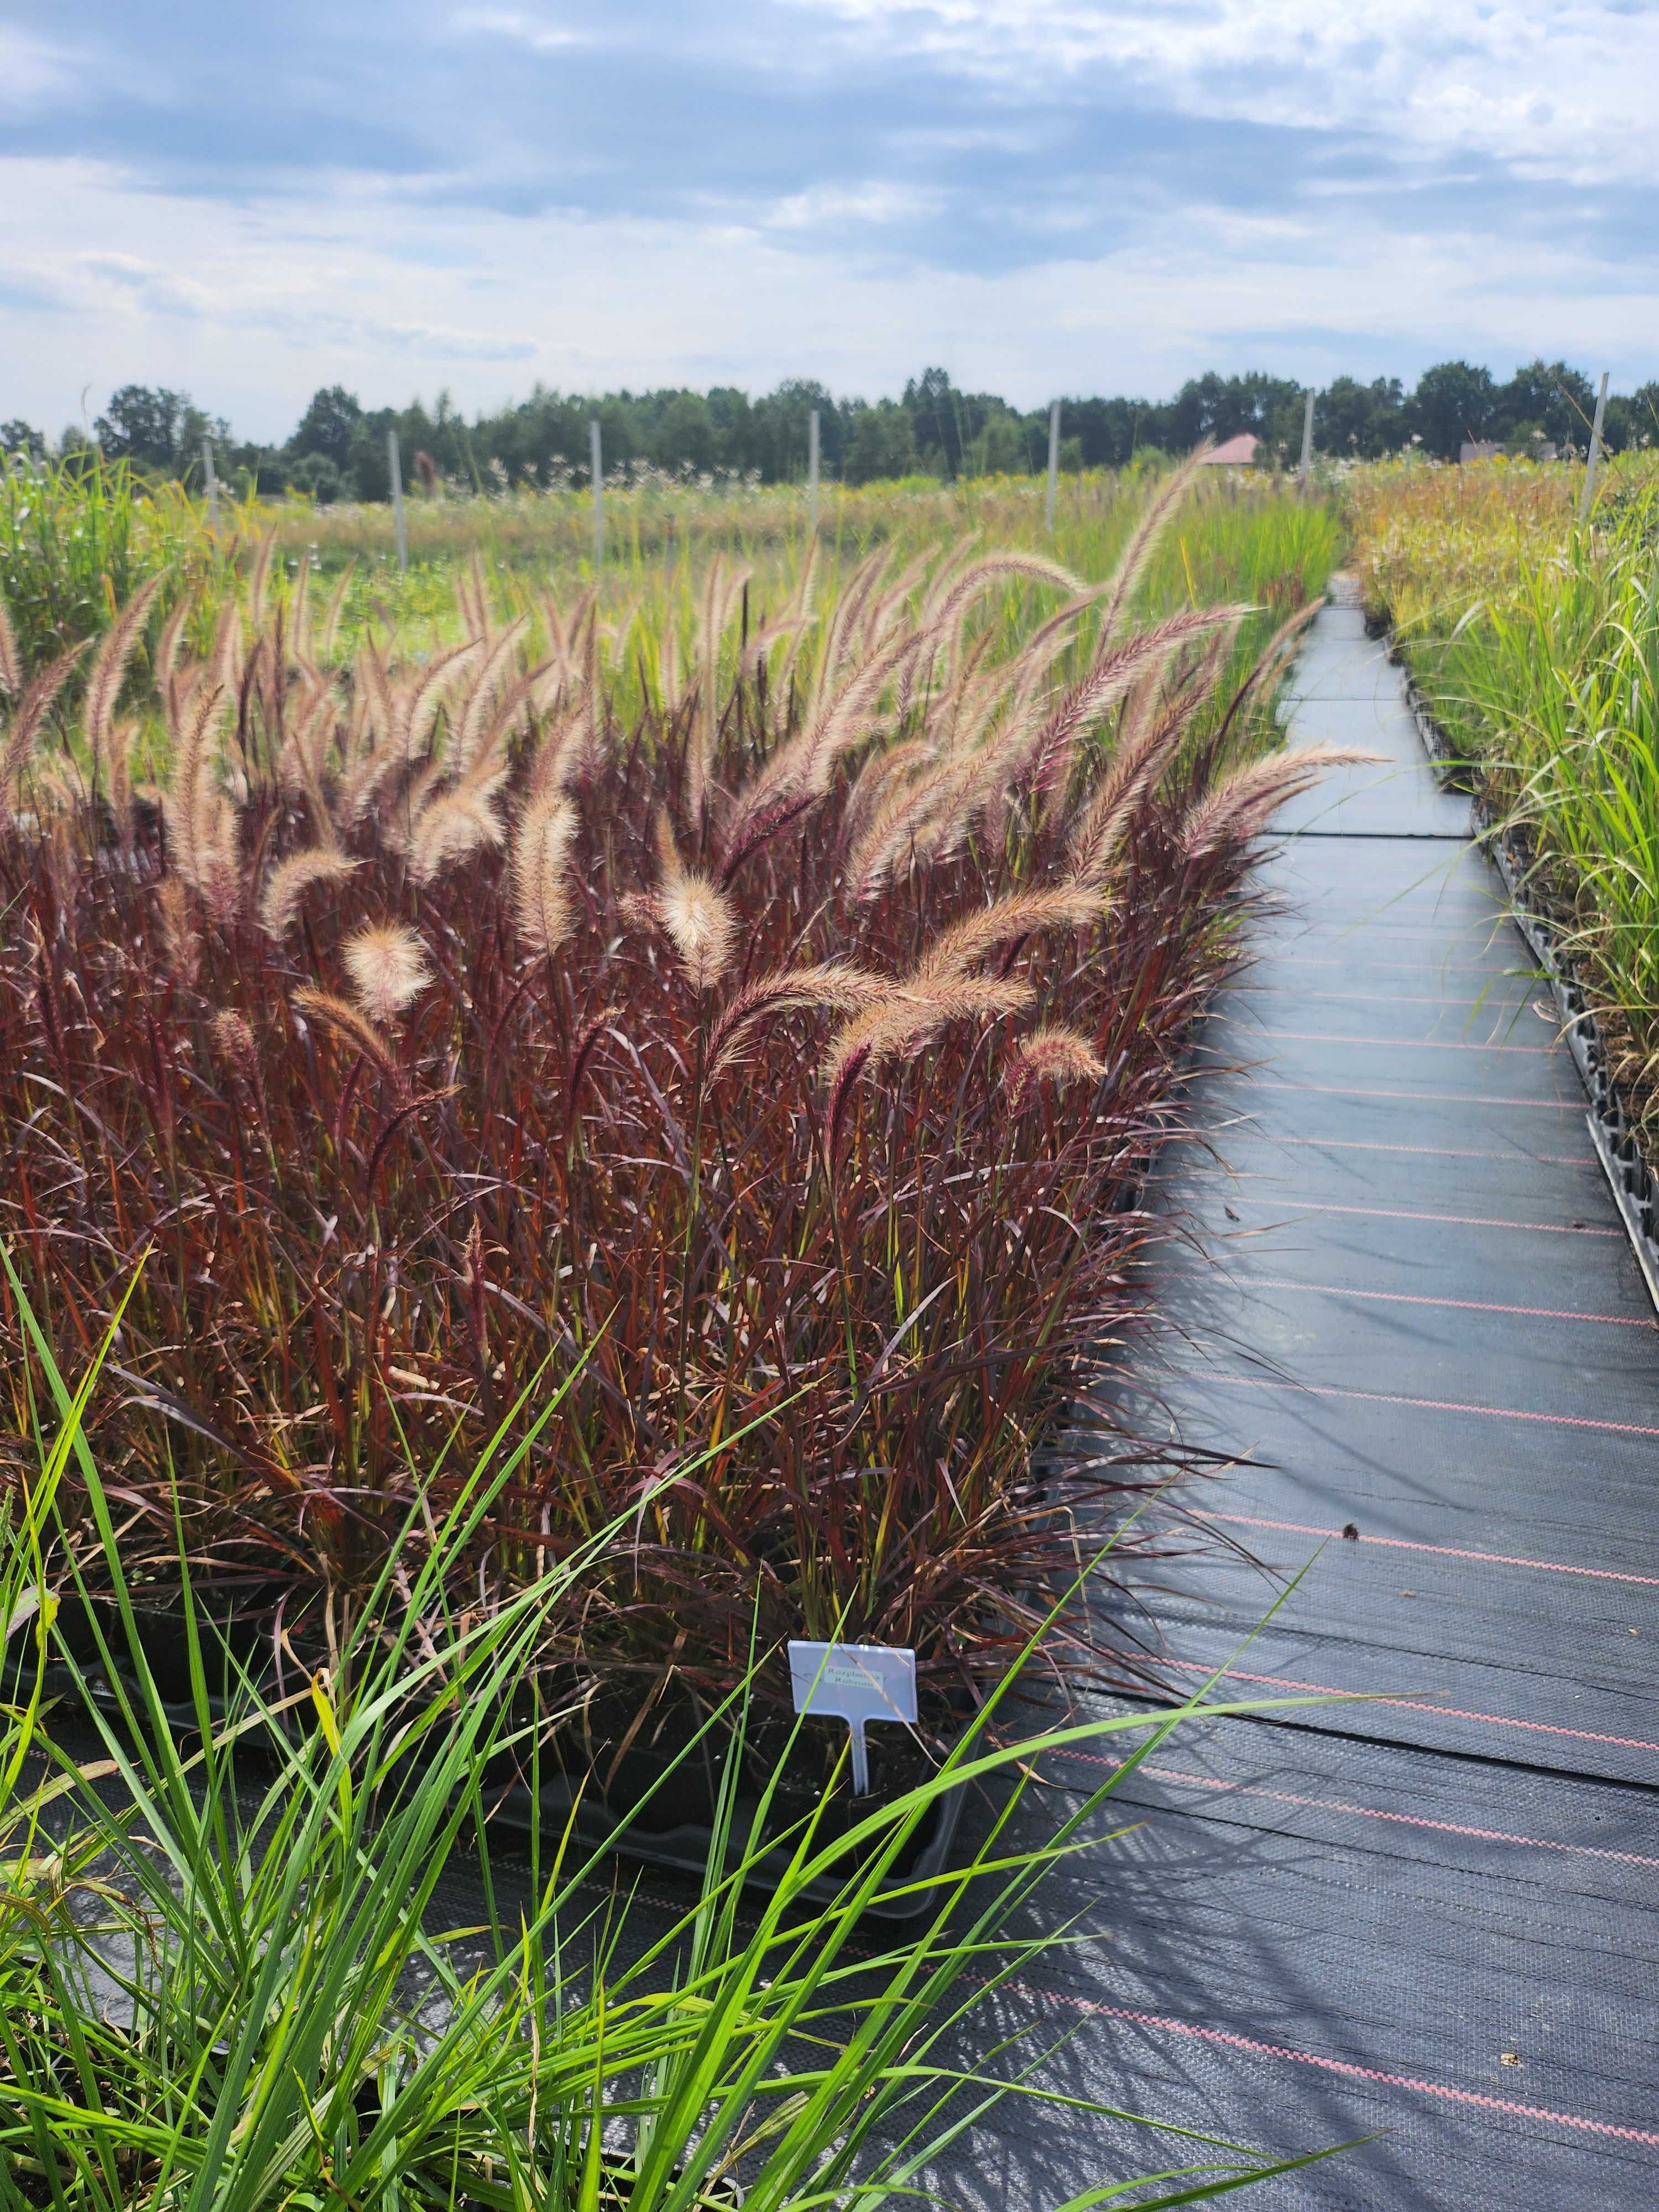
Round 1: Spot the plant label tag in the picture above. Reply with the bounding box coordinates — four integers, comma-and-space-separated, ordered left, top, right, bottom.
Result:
789, 1640, 917, 1796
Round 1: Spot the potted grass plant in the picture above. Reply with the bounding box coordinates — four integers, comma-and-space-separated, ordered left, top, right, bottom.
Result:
0, 461, 1361, 1885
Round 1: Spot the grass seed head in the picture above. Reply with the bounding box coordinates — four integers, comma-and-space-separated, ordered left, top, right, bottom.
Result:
343, 922, 431, 1025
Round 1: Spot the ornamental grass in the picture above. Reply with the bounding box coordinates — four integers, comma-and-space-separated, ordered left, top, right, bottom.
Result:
0, 455, 1353, 1752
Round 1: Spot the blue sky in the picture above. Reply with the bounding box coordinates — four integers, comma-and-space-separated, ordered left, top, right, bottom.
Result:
3, 0, 1656, 440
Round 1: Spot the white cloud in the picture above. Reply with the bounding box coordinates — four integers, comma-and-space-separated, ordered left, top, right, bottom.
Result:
450, 8, 593, 50
2, 152, 1654, 443
762, 181, 943, 229
0, 28, 81, 113
784, 0, 1659, 185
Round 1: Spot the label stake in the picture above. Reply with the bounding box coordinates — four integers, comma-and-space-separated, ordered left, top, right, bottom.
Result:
789, 1640, 917, 1796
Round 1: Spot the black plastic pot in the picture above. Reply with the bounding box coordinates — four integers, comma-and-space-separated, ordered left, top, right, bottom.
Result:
30, 1625, 971, 1922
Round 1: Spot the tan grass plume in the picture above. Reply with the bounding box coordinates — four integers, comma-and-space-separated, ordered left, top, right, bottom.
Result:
342, 922, 431, 1026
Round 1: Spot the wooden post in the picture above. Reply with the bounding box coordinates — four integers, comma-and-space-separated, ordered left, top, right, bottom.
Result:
201, 437, 220, 531
1298, 390, 1315, 487
387, 429, 408, 575
1579, 371, 1610, 521
1045, 398, 1061, 534
590, 418, 604, 569
807, 408, 820, 542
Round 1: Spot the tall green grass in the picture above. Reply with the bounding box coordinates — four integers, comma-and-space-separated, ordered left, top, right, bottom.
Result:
1353, 458, 1659, 1124
0, 1271, 1348, 2209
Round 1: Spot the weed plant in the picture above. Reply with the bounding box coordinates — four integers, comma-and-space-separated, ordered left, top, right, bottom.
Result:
0, 456, 1358, 1768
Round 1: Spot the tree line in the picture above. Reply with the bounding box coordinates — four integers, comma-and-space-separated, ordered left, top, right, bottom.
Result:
4, 359, 1654, 502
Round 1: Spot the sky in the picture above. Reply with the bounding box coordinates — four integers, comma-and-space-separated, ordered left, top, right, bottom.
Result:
3, 0, 1656, 442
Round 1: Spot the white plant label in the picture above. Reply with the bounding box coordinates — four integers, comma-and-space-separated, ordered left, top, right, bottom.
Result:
789, 1640, 917, 1796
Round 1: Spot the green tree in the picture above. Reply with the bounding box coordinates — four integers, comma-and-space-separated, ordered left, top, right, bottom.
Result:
1408, 361, 1497, 460
844, 400, 918, 485
288, 385, 364, 472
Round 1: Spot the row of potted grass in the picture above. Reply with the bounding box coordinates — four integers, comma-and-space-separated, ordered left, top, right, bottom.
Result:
1350, 457, 1659, 1134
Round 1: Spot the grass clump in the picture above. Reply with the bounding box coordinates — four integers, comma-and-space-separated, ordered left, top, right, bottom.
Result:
0, 457, 1347, 1777
0, 1291, 1350, 2209
1350, 453, 1659, 1132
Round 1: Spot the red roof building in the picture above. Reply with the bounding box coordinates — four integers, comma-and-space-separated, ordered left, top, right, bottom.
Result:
1201, 433, 1261, 466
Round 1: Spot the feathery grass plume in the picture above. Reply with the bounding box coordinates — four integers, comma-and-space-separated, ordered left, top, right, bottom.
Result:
536, 584, 597, 706
84, 577, 165, 795
916, 885, 1104, 984
687, 556, 750, 822
649, 808, 734, 990
410, 786, 509, 883
1005, 1022, 1109, 1107
511, 789, 579, 961
810, 545, 891, 712
1066, 631, 1240, 888
208, 596, 243, 701
823, 974, 1036, 1149
321, 560, 356, 662
342, 922, 430, 1026
725, 624, 925, 860
840, 736, 932, 850
155, 875, 199, 984
708, 960, 888, 1077
1, 639, 90, 813
393, 635, 486, 761
740, 555, 815, 684
247, 527, 278, 630
259, 848, 360, 940
208, 1007, 265, 1115
107, 716, 142, 852
407, 666, 522, 881
161, 680, 229, 899
1096, 443, 1213, 645
0, 592, 18, 697
1025, 603, 1245, 805
290, 986, 405, 1085
279, 680, 343, 847
453, 613, 530, 769
923, 549, 1088, 670
289, 552, 314, 667
847, 753, 978, 899
1180, 743, 1385, 856
155, 592, 192, 689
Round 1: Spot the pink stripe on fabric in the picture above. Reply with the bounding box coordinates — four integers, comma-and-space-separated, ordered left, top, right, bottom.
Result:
1225, 984, 1545, 1012
1251, 1078, 1584, 1113
1244, 1275, 1651, 1328
1063, 1749, 1659, 1869
1190, 1507, 1659, 1587
1226, 1196, 1618, 1235
1134, 1652, 1659, 1755
1264, 1135, 1590, 1164
1200, 1371, 1659, 1439
1247, 1027, 1556, 1056
1004, 1985, 1659, 2147
1256, 953, 1522, 976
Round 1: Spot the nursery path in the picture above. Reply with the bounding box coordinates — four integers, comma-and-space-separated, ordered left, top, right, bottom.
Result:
957, 582, 1659, 2209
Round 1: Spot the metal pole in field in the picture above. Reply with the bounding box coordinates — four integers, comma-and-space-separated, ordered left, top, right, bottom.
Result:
387, 429, 408, 574
807, 408, 820, 541
1298, 389, 1316, 487
590, 418, 604, 569
1045, 398, 1061, 534
1579, 371, 1610, 521
201, 437, 220, 531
